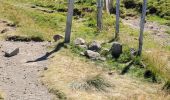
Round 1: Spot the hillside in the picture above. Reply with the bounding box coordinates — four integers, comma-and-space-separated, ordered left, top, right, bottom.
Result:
0, 0, 170, 100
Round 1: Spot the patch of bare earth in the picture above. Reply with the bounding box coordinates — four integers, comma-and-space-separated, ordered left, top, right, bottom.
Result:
0, 20, 16, 35
122, 17, 170, 46
0, 41, 54, 100
42, 50, 170, 100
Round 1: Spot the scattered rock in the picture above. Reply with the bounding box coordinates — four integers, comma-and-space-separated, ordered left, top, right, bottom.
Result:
53, 34, 64, 42
30, 5, 36, 8
1, 28, 9, 34
84, 50, 101, 60
74, 38, 85, 45
99, 57, 106, 61
44, 67, 48, 70
110, 42, 122, 58
78, 45, 88, 49
80, 52, 85, 56
88, 41, 101, 52
4, 48, 19, 57
6, 23, 17, 27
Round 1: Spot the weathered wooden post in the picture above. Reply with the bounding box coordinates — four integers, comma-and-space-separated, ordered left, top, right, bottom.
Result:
65, 0, 74, 43
97, 0, 103, 30
104, 0, 113, 14
115, 0, 120, 40
138, 0, 147, 56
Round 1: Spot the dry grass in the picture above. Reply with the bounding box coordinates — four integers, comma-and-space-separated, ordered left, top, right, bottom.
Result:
41, 49, 170, 100
143, 49, 170, 81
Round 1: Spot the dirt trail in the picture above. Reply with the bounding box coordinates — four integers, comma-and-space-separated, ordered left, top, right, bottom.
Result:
122, 17, 170, 46
0, 41, 54, 100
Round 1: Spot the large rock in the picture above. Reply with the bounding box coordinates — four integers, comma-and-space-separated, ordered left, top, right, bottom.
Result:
74, 38, 85, 45
88, 41, 101, 52
110, 42, 122, 58
5, 48, 19, 57
84, 50, 101, 60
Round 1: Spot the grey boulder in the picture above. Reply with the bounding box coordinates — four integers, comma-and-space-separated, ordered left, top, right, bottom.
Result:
88, 41, 101, 51
84, 50, 101, 60
5, 48, 19, 57
74, 38, 85, 45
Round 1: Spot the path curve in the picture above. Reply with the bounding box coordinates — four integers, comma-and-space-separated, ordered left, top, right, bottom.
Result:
0, 41, 53, 100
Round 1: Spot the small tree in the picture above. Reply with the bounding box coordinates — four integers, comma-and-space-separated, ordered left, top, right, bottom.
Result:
115, 0, 120, 40
97, 0, 103, 31
138, 0, 147, 56
65, 0, 74, 43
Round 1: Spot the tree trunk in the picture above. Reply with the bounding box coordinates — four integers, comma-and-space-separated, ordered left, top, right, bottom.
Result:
97, 0, 103, 31
65, 0, 74, 43
138, 0, 147, 56
115, 0, 120, 40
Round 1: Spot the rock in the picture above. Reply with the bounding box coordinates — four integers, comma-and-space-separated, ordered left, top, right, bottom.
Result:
1, 28, 9, 34
80, 52, 85, 56
4, 48, 19, 57
44, 67, 48, 70
84, 50, 101, 60
110, 42, 122, 58
88, 41, 101, 52
78, 45, 88, 49
74, 38, 85, 45
99, 57, 106, 61
53, 34, 64, 42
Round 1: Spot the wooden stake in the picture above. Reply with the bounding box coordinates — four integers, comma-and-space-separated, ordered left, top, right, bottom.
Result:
97, 0, 103, 31
115, 0, 120, 40
65, 0, 74, 43
138, 0, 147, 56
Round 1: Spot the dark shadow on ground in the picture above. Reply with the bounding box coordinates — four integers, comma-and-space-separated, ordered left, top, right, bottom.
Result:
121, 61, 134, 75
27, 42, 64, 63
108, 38, 117, 43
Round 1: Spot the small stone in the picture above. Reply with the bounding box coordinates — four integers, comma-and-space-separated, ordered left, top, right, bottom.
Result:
53, 34, 64, 42
99, 57, 106, 61
88, 41, 101, 52
84, 50, 101, 60
80, 52, 85, 56
4, 48, 19, 57
110, 42, 122, 58
74, 38, 85, 45
1, 28, 9, 34
44, 67, 48, 70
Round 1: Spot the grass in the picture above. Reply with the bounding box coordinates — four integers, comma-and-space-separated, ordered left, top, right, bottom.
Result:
147, 15, 170, 26
0, 0, 170, 99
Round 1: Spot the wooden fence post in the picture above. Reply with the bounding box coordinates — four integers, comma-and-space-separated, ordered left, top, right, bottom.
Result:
97, 0, 103, 31
104, 0, 113, 14
138, 0, 147, 56
115, 0, 120, 40
65, 0, 74, 43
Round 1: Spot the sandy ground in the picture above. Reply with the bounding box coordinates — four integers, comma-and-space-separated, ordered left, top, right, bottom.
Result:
0, 41, 53, 100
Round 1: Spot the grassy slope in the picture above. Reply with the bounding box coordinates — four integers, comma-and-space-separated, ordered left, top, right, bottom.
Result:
0, 0, 170, 99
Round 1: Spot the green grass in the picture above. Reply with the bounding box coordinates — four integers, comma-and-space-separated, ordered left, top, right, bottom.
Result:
147, 15, 170, 26
1, 0, 170, 89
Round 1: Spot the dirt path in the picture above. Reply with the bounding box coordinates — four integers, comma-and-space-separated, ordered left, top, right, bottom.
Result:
0, 41, 53, 100
122, 17, 170, 46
